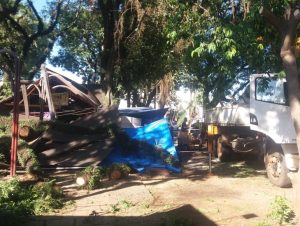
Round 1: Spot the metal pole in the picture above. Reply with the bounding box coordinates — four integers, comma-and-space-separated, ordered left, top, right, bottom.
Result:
0, 49, 21, 177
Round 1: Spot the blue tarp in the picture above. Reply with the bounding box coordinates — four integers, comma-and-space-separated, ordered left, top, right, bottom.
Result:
119, 108, 168, 125
103, 118, 181, 173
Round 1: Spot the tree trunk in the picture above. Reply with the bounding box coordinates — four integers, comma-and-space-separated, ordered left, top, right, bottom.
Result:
261, 7, 300, 220
281, 40, 300, 222
98, 0, 120, 107
126, 90, 131, 107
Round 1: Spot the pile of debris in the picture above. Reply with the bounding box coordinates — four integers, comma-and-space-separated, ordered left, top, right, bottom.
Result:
18, 107, 118, 170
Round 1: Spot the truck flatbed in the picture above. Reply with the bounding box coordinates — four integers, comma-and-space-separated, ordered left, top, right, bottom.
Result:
204, 102, 250, 126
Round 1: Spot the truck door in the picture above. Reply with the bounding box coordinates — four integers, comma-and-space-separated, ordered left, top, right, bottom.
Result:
249, 74, 296, 144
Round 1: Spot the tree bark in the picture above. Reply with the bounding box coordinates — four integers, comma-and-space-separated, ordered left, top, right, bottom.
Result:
261, 6, 300, 220
98, 0, 121, 107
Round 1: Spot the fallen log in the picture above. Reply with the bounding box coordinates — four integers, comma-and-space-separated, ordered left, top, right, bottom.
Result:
41, 128, 105, 143
39, 139, 113, 167
19, 126, 39, 142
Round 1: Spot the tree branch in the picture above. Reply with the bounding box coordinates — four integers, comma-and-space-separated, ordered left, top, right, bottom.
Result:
259, 7, 284, 32
26, 0, 44, 33
2, 0, 22, 15
0, 11, 29, 38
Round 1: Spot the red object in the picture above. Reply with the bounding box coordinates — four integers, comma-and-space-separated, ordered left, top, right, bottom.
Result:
0, 49, 21, 177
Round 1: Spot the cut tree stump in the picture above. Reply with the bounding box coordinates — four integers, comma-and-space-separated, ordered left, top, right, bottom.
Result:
19, 126, 38, 142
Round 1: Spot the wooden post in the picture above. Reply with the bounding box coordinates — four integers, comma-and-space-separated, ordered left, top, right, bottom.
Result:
21, 84, 29, 119
207, 124, 218, 174
41, 64, 56, 120
39, 79, 45, 120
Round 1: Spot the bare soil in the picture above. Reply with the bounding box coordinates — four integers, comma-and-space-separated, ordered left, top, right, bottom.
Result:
30, 150, 296, 226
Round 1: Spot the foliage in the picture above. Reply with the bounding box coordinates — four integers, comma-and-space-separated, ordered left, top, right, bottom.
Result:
0, 116, 46, 167
17, 142, 40, 175
269, 196, 294, 226
0, 179, 64, 225
31, 180, 64, 215
51, 1, 103, 84
164, 0, 283, 107
0, 0, 66, 80
0, 116, 48, 137
0, 78, 12, 101
0, 136, 10, 163
52, 0, 176, 107
79, 166, 104, 190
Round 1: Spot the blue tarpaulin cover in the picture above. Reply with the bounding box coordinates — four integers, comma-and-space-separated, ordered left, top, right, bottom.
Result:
103, 119, 181, 173
119, 107, 168, 125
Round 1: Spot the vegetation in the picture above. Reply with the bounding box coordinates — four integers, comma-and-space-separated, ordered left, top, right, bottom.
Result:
0, 116, 48, 166
78, 166, 104, 190
110, 199, 135, 213
255, 195, 295, 226
0, 179, 65, 225
269, 196, 294, 226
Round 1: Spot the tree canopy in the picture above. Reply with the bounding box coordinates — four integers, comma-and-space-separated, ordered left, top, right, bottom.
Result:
0, 0, 67, 81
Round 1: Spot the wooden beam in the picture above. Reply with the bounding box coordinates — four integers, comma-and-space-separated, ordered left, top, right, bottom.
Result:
21, 84, 29, 119
41, 64, 56, 120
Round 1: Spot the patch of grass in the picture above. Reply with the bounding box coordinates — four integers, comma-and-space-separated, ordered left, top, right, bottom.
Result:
110, 203, 121, 213
110, 200, 135, 213
120, 200, 135, 209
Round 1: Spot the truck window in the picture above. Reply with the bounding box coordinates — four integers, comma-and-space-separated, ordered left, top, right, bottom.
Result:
255, 77, 287, 105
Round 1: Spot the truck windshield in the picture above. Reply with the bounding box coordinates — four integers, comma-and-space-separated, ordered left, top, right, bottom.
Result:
255, 77, 287, 105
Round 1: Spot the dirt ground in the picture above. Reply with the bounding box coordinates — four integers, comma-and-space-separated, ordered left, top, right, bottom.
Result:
30, 150, 296, 226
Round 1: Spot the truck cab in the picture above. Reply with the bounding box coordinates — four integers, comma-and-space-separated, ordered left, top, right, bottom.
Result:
250, 74, 298, 187
204, 74, 299, 187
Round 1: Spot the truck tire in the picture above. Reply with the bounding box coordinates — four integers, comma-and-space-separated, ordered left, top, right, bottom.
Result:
265, 151, 291, 188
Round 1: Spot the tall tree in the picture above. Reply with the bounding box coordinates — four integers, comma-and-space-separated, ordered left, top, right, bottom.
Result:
260, 1, 300, 219
164, 0, 282, 106
168, 0, 300, 219
0, 0, 65, 81
53, 0, 174, 107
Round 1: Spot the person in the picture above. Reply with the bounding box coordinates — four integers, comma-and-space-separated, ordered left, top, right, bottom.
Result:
178, 117, 189, 151
191, 120, 201, 140
181, 117, 188, 132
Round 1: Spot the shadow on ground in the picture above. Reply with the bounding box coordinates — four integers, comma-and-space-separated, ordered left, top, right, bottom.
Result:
212, 159, 266, 178
26, 204, 217, 226
47, 148, 267, 200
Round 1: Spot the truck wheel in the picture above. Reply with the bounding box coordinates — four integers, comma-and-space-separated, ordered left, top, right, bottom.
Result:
265, 151, 291, 188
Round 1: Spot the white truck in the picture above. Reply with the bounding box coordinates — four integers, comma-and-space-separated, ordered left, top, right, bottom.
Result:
204, 74, 299, 187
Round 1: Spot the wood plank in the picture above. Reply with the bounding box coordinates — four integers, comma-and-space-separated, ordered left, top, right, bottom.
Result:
21, 84, 29, 119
